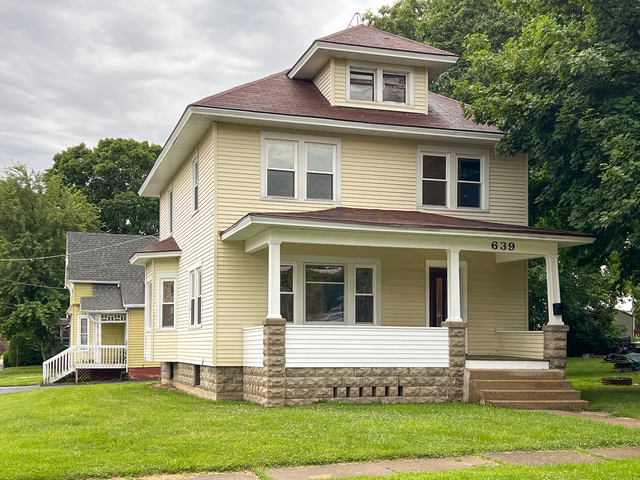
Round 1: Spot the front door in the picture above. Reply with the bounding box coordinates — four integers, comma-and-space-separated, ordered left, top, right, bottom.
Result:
429, 268, 447, 327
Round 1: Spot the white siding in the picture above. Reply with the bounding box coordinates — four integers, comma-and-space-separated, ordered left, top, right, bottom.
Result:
242, 326, 264, 367
285, 326, 449, 367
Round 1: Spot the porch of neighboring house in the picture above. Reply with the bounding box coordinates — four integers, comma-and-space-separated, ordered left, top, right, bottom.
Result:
43, 312, 128, 384
217, 208, 593, 408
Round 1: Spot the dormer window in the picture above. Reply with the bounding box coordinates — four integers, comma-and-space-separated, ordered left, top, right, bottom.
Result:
347, 63, 412, 106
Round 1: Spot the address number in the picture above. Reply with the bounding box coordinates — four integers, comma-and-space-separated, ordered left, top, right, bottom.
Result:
491, 241, 515, 251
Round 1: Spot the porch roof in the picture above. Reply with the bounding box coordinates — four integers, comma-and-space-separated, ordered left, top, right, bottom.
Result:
221, 207, 594, 250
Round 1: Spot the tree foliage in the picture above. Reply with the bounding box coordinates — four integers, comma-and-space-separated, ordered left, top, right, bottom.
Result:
48, 138, 162, 236
0, 165, 101, 359
364, 0, 523, 97
457, 0, 640, 285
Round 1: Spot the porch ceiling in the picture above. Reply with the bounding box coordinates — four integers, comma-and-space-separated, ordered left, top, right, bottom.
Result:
221, 207, 595, 257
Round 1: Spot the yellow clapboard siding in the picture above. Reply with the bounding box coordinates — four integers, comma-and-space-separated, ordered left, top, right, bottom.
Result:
127, 307, 159, 368
70, 283, 93, 346
313, 60, 333, 104
101, 323, 125, 345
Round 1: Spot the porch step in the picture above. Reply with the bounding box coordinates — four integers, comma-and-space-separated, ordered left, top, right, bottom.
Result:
467, 369, 587, 411
485, 400, 589, 410
479, 389, 582, 401
466, 369, 565, 380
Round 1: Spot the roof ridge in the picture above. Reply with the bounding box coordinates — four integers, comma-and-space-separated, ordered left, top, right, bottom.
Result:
319, 24, 456, 57
192, 70, 290, 106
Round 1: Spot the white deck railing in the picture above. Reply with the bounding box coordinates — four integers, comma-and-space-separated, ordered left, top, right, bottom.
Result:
495, 330, 544, 359
43, 345, 127, 384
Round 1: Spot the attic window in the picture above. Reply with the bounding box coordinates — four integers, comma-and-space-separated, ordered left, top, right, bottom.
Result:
347, 64, 412, 106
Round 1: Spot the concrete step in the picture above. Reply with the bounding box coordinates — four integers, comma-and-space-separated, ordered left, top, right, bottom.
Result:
479, 389, 582, 401
486, 399, 589, 411
467, 369, 565, 380
471, 379, 573, 391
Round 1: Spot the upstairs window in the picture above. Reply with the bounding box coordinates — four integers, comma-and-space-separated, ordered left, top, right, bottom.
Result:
261, 132, 341, 203
157, 275, 176, 329
348, 63, 412, 106
418, 146, 489, 211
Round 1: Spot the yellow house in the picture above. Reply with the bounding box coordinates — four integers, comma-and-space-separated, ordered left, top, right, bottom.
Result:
43, 232, 160, 383
131, 26, 594, 409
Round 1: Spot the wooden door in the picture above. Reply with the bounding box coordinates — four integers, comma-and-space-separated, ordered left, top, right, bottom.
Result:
429, 268, 447, 327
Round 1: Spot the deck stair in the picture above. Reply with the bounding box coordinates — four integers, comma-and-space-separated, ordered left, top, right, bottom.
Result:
467, 369, 588, 410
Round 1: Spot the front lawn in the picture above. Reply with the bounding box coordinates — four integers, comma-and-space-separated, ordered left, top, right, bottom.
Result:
567, 357, 640, 418
1, 383, 639, 480
0, 364, 42, 386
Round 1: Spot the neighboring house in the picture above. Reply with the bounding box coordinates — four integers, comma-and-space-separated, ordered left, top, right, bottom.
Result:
131, 25, 594, 408
42, 232, 160, 383
614, 309, 636, 337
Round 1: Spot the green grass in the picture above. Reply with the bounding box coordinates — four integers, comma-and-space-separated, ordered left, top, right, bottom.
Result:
344, 460, 640, 479
567, 357, 640, 418
1, 383, 640, 480
0, 364, 42, 386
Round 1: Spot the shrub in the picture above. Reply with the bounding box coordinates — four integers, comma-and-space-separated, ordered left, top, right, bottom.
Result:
2, 335, 43, 367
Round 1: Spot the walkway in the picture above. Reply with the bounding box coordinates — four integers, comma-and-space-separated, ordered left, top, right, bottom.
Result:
125, 445, 640, 480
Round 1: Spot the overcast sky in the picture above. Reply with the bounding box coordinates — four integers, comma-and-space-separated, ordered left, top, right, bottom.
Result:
0, 0, 389, 172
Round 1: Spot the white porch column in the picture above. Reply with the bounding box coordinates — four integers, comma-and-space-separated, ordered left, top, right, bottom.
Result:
446, 249, 463, 322
545, 254, 564, 325
266, 241, 282, 319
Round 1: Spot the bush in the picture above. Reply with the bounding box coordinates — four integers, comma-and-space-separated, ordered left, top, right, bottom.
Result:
2, 335, 43, 367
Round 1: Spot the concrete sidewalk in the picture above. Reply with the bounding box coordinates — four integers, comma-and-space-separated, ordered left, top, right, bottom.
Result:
133, 445, 640, 480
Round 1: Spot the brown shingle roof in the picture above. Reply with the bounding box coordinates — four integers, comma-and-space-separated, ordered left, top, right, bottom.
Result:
192, 71, 500, 135
318, 25, 456, 57
135, 236, 181, 254
224, 207, 593, 239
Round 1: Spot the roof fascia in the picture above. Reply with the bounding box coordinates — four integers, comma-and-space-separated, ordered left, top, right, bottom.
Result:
139, 107, 194, 197
69, 280, 120, 285
288, 41, 458, 79
129, 251, 182, 266
221, 215, 595, 247
190, 106, 502, 142
80, 309, 128, 314
123, 304, 144, 309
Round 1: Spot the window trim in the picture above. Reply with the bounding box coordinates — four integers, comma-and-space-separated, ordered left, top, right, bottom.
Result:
260, 131, 342, 204
424, 260, 468, 333
188, 261, 202, 329
346, 61, 414, 106
156, 273, 177, 331
416, 145, 490, 212
145, 278, 152, 332
191, 152, 199, 214
281, 255, 381, 325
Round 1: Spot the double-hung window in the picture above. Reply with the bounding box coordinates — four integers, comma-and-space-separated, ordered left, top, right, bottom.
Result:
261, 132, 341, 203
189, 265, 202, 327
348, 63, 412, 106
418, 146, 489, 211
280, 256, 381, 325
157, 275, 176, 329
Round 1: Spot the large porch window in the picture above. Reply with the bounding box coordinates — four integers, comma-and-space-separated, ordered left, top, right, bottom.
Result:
280, 256, 381, 325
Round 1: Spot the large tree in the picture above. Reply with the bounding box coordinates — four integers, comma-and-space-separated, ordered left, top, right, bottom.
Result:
456, 0, 640, 285
363, 0, 523, 98
0, 165, 101, 359
47, 138, 162, 236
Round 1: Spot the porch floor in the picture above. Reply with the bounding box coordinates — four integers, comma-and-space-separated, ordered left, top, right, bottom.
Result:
466, 355, 545, 362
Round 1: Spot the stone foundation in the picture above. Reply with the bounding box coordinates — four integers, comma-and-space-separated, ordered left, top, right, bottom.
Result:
543, 324, 569, 372
160, 362, 243, 401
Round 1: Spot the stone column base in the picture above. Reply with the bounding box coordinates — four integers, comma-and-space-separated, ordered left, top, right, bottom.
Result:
443, 321, 467, 402
543, 324, 569, 372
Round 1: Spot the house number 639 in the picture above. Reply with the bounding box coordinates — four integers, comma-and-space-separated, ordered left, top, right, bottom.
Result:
491, 241, 515, 251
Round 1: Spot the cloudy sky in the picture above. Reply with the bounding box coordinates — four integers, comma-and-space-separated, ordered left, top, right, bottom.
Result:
0, 0, 389, 172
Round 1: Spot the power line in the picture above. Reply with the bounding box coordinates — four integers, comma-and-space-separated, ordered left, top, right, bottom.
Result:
0, 235, 157, 262
0, 277, 66, 290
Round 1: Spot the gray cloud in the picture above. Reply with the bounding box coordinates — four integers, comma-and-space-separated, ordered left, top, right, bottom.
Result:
0, 0, 387, 171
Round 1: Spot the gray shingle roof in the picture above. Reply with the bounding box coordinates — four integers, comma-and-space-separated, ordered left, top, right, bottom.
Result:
67, 232, 157, 307
80, 284, 125, 312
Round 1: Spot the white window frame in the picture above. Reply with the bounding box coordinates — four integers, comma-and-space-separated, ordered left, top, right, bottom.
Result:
189, 261, 202, 328
346, 61, 414, 106
260, 131, 341, 204
416, 145, 490, 211
191, 152, 199, 214
281, 255, 382, 325
168, 186, 173, 234
280, 263, 296, 323
78, 316, 89, 345
145, 278, 152, 332
156, 273, 177, 330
